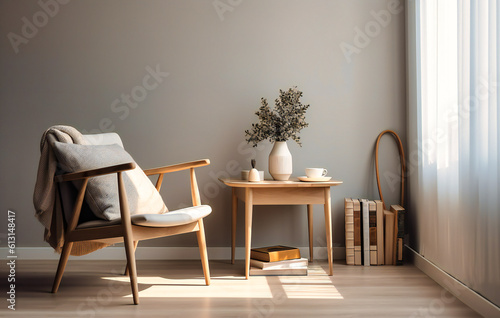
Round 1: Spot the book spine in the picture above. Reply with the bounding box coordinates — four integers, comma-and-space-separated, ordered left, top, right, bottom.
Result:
345, 198, 355, 265
369, 201, 377, 265
353, 199, 361, 265
250, 248, 301, 262
250, 258, 308, 270
392, 208, 398, 265
397, 211, 404, 265
391, 205, 405, 265
375, 200, 385, 265
384, 210, 395, 265
250, 267, 308, 276
270, 250, 301, 262
251, 250, 271, 262
362, 199, 370, 266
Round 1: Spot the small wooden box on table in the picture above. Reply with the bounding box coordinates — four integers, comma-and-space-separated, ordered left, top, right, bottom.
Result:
219, 178, 343, 279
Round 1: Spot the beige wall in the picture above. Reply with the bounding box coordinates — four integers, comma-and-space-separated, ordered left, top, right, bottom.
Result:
0, 0, 405, 251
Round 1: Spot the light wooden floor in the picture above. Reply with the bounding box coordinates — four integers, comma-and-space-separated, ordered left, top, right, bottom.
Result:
1, 259, 480, 317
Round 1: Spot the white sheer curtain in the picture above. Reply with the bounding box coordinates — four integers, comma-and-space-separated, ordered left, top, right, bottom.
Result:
409, 0, 499, 307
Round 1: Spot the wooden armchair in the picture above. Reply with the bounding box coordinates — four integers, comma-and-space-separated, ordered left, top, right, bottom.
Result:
48, 133, 211, 305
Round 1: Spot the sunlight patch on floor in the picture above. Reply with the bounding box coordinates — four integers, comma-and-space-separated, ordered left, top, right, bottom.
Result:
103, 276, 274, 298
103, 272, 343, 300
281, 283, 343, 299
278, 275, 343, 299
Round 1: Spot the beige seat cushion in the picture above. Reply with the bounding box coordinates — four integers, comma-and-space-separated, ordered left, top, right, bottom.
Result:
77, 205, 211, 229
131, 205, 211, 227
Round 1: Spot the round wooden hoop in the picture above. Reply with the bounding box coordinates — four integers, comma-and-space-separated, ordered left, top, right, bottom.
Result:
375, 130, 406, 210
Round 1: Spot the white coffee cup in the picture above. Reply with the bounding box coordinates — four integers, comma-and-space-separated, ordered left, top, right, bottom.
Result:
305, 168, 328, 178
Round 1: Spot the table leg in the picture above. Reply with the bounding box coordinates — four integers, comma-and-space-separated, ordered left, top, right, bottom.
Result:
324, 188, 333, 275
231, 188, 237, 264
245, 188, 253, 279
307, 204, 314, 262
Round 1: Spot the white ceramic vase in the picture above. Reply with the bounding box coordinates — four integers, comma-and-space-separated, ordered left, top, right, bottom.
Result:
268, 141, 292, 181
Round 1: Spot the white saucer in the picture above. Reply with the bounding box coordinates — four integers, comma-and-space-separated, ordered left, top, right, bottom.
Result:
298, 176, 332, 182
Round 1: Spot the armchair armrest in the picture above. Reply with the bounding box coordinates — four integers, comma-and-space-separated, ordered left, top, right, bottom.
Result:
143, 159, 210, 198
55, 162, 136, 182
143, 159, 210, 176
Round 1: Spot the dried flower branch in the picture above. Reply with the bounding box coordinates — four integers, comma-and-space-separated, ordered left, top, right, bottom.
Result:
245, 87, 310, 147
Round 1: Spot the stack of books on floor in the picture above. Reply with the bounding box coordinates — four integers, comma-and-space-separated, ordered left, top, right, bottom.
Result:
249, 245, 308, 276
344, 198, 406, 266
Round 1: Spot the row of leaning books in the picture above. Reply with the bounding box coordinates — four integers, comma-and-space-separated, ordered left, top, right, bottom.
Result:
344, 198, 405, 266
249, 245, 308, 276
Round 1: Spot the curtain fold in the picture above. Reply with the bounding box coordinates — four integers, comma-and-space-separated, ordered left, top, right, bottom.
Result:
408, 0, 500, 307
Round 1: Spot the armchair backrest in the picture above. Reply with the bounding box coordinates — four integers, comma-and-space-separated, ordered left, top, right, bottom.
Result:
82, 132, 124, 148
54, 131, 168, 225
57, 133, 125, 225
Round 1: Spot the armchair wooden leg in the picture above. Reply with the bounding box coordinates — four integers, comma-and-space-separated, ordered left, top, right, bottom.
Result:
196, 219, 211, 286
118, 172, 139, 305
52, 241, 73, 293
124, 241, 139, 276
123, 233, 139, 304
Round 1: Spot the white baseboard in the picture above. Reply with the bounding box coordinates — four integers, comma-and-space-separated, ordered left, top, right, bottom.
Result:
0, 246, 345, 261
408, 246, 500, 318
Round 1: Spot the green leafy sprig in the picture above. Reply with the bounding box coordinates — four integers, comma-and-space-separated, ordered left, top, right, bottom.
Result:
245, 87, 310, 147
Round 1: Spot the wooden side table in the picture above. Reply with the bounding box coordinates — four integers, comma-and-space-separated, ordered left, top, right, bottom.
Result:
219, 178, 343, 279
